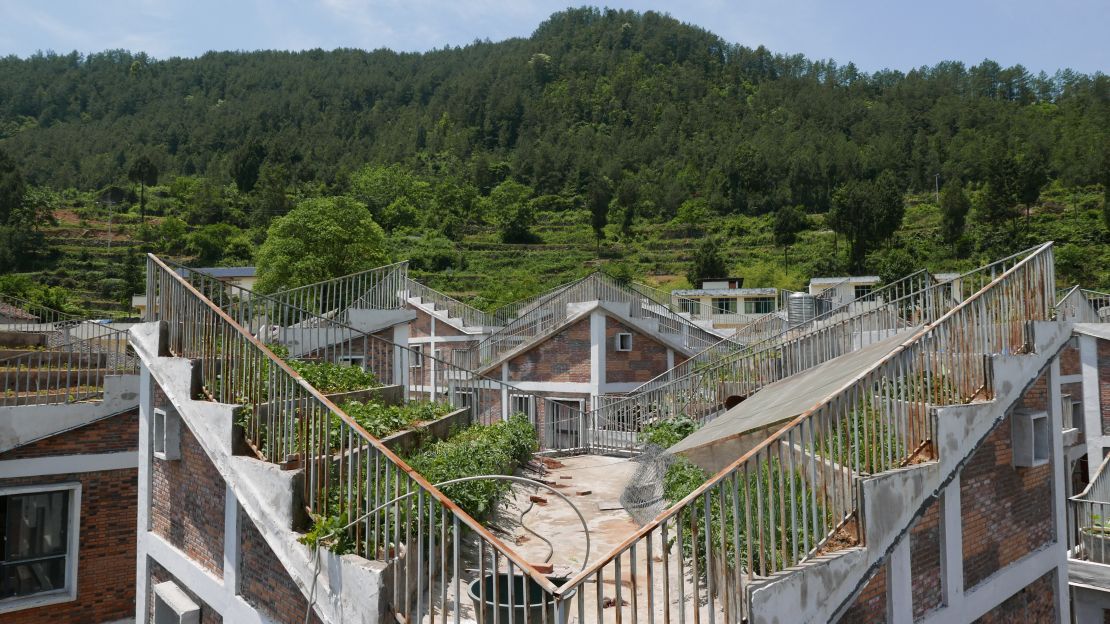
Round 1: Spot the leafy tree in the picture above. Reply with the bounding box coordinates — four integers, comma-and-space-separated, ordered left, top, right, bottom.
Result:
587, 176, 613, 248
231, 141, 267, 193
0, 149, 46, 272
772, 205, 808, 267
250, 161, 294, 228
0, 149, 27, 225
939, 181, 971, 245
186, 223, 244, 266
157, 215, 189, 253
127, 155, 158, 222
686, 238, 727, 287
485, 180, 538, 243
255, 196, 388, 293
828, 171, 905, 270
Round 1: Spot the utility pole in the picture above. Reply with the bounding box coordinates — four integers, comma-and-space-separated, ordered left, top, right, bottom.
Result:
934, 173, 941, 203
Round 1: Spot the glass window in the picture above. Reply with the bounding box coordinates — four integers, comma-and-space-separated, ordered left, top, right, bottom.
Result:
853, 285, 874, 299
410, 344, 423, 368
743, 297, 775, 314
1, 490, 71, 600
679, 298, 701, 315
712, 298, 737, 314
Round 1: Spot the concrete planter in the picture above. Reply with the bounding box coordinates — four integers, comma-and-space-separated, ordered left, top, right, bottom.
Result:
381, 406, 472, 455
326, 384, 403, 408
1082, 529, 1110, 564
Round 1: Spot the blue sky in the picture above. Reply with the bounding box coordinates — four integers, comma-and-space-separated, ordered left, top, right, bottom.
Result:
0, 0, 1106, 74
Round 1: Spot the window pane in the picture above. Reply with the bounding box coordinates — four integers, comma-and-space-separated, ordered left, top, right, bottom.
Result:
3, 491, 69, 561
1, 557, 67, 598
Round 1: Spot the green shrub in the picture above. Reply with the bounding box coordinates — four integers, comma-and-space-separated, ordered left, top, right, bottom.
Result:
641, 415, 699, 448
406, 414, 538, 519
341, 399, 452, 439
288, 360, 379, 393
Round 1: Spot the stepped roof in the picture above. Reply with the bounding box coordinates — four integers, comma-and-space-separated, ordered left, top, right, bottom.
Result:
0, 301, 38, 321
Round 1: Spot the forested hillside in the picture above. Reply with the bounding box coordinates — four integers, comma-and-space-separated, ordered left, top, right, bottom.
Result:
0, 7, 1107, 314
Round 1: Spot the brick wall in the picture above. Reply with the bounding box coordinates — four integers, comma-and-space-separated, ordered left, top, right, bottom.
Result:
836, 561, 887, 623
1060, 342, 1081, 376
508, 317, 591, 383
148, 558, 222, 624
1099, 339, 1110, 434
0, 408, 138, 460
239, 507, 323, 623
910, 493, 943, 619
150, 413, 225, 576
0, 468, 137, 624
605, 316, 671, 384
970, 570, 1055, 623
960, 370, 1054, 591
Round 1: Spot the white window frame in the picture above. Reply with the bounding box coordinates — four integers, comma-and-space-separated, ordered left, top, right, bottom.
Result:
153, 407, 181, 461
853, 284, 874, 299
410, 344, 424, 369
711, 297, 737, 314
509, 394, 536, 421
0, 483, 82, 614
614, 333, 633, 352
338, 355, 366, 370
743, 297, 776, 315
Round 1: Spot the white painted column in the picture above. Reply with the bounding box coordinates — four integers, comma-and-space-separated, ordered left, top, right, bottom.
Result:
1048, 358, 1072, 623
392, 323, 410, 389
134, 363, 154, 622
666, 348, 674, 371
887, 536, 913, 623
939, 481, 963, 607
1081, 334, 1103, 480
223, 486, 240, 594
429, 316, 437, 398
501, 362, 510, 421
590, 310, 606, 400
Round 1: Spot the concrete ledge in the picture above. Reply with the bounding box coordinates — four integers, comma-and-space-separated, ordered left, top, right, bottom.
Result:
0, 374, 139, 453
381, 406, 471, 455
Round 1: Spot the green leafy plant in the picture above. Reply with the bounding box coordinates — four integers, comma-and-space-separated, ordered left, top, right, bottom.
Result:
299, 512, 356, 555
406, 414, 538, 519
288, 360, 379, 393
641, 415, 700, 448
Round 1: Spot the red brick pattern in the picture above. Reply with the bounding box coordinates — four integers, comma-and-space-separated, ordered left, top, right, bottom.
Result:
0, 409, 139, 460
239, 508, 324, 623
605, 316, 671, 384
970, 570, 1055, 623
150, 416, 225, 576
1099, 339, 1110, 434
1060, 343, 1080, 376
836, 562, 887, 623
961, 371, 1053, 591
148, 558, 222, 624
909, 493, 942, 619
508, 317, 591, 383
0, 469, 137, 624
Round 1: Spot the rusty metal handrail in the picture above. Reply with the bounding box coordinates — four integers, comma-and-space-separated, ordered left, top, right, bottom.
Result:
146, 253, 560, 599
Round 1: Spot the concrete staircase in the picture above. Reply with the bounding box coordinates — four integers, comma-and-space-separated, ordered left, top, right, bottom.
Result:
745, 320, 1072, 623
130, 322, 395, 624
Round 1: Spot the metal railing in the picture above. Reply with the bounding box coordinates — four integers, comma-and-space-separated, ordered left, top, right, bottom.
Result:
0, 330, 137, 407
491, 280, 580, 325
162, 258, 597, 456
260, 261, 410, 319
147, 254, 573, 623
547, 242, 1055, 622
589, 270, 943, 453
1070, 453, 1110, 566
0, 293, 137, 407
475, 272, 726, 369
403, 277, 499, 329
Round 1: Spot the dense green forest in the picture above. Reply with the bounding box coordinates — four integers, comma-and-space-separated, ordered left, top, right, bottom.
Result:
0, 7, 1107, 314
